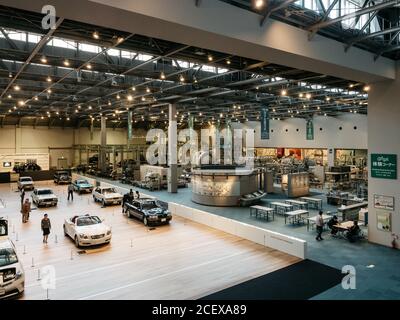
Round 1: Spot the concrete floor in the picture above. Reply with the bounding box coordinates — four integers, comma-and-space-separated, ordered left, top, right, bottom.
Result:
90, 176, 400, 300
0, 181, 298, 300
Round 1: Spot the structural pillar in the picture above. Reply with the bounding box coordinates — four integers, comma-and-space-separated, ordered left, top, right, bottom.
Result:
100, 116, 107, 174
168, 103, 178, 193
327, 148, 335, 168
368, 61, 400, 249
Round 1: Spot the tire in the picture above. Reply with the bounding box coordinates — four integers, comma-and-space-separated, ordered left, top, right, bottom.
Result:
63, 225, 67, 236
102, 199, 106, 207
93, 195, 96, 202
75, 236, 80, 248
143, 217, 148, 226
127, 210, 132, 218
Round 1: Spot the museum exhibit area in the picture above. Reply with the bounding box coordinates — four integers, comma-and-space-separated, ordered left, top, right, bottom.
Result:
0, 0, 399, 306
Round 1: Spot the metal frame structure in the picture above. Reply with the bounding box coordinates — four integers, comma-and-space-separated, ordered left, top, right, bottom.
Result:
0, 5, 367, 129
219, 0, 400, 60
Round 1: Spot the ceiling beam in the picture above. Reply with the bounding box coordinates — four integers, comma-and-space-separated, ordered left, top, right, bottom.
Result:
374, 30, 400, 60
260, 0, 298, 26
0, 17, 64, 100
308, 0, 400, 35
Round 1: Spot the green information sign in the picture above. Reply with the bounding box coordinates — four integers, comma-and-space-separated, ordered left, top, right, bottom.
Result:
371, 154, 397, 180
306, 119, 314, 140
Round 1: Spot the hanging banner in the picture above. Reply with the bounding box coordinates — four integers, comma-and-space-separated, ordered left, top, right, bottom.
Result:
260, 107, 269, 140
306, 118, 314, 140
90, 119, 94, 141
127, 111, 133, 142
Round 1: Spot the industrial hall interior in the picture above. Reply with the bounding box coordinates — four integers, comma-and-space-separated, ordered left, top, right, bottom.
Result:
0, 0, 400, 301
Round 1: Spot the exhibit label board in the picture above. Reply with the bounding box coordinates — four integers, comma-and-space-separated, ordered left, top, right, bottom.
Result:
260, 107, 269, 140
128, 111, 133, 142
371, 153, 397, 179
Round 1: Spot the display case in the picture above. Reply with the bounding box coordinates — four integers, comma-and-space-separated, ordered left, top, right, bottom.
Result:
281, 172, 310, 198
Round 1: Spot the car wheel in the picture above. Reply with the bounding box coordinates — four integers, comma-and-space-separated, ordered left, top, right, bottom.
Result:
63, 225, 67, 236
102, 199, 106, 207
143, 217, 148, 226
75, 236, 80, 247
93, 195, 96, 202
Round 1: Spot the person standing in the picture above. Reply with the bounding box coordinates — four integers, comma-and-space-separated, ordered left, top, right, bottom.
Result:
136, 191, 140, 199
21, 198, 31, 223
41, 214, 51, 244
67, 182, 74, 201
20, 189, 25, 207
315, 210, 324, 241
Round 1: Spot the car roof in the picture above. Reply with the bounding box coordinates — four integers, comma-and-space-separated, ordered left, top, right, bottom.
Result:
36, 188, 53, 191
20, 176, 32, 179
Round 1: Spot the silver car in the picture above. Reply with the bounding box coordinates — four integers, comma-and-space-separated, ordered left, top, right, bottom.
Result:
0, 239, 25, 299
17, 177, 34, 191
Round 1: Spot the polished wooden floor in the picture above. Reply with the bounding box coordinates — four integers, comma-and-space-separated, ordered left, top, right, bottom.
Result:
0, 181, 299, 300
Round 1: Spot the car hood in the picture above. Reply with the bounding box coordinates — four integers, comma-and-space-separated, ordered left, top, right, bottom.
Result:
104, 193, 122, 199
75, 223, 110, 236
77, 183, 93, 188
36, 194, 57, 200
144, 207, 167, 215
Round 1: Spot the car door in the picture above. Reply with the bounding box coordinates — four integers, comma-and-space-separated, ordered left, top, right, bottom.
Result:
94, 187, 100, 200
65, 218, 73, 237
32, 189, 37, 203
130, 201, 141, 219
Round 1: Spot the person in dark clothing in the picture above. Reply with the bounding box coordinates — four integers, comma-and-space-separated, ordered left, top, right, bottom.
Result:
67, 182, 74, 201
327, 215, 339, 235
41, 214, 51, 244
136, 191, 140, 199
122, 189, 135, 213
315, 211, 324, 241
347, 221, 361, 243
20, 189, 25, 207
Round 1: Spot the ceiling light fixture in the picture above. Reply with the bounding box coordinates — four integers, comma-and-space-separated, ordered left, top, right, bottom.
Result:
146, 87, 151, 93
93, 31, 100, 39
160, 72, 166, 80
208, 55, 213, 62
255, 0, 265, 9
86, 63, 92, 70
41, 56, 48, 64
63, 59, 70, 67
46, 76, 52, 82
281, 89, 287, 96
363, 85, 370, 92
127, 95, 133, 101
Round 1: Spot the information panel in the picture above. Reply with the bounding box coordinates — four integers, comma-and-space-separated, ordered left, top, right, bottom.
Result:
260, 107, 269, 140
371, 154, 397, 179
306, 119, 314, 140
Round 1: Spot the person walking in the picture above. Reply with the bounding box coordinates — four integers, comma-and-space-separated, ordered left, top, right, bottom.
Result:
21, 198, 31, 223
315, 210, 324, 241
67, 182, 74, 201
20, 189, 25, 207
41, 214, 51, 244
136, 191, 140, 199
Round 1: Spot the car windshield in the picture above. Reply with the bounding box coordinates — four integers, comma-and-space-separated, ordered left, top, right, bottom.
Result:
58, 172, 68, 175
20, 177, 32, 182
103, 188, 116, 194
142, 201, 158, 210
77, 216, 101, 226
0, 245, 18, 267
38, 190, 53, 195
77, 180, 89, 184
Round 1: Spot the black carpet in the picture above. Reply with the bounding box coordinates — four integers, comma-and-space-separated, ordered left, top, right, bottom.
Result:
200, 259, 342, 300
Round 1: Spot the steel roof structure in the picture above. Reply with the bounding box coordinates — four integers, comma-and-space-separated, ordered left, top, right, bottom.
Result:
0, 4, 368, 129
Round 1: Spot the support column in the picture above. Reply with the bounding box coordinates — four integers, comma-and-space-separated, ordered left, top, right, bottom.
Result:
100, 116, 107, 174
368, 61, 400, 249
15, 127, 22, 154
327, 148, 335, 168
168, 104, 178, 193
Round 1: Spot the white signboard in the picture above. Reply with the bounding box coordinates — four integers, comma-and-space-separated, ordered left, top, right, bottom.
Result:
0, 153, 50, 172
373, 194, 394, 211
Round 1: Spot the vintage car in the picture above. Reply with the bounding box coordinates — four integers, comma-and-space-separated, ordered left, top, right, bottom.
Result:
0, 238, 25, 299
123, 198, 172, 226
17, 176, 34, 191
54, 171, 71, 184
72, 179, 94, 194
63, 214, 111, 247
92, 186, 123, 206
31, 188, 58, 207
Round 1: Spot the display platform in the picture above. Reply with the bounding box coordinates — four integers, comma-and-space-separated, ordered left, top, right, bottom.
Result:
191, 165, 263, 206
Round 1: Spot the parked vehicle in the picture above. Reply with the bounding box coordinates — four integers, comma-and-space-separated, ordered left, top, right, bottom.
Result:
63, 214, 111, 247
72, 179, 94, 194
0, 238, 25, 299
54, 171, 71, 184
92, 186, 123, 206
0, 217, 8, 238
17, 176, 34, 191
123, 198, 172, 226
13, 163, 41, 174
31, 188, 58, 207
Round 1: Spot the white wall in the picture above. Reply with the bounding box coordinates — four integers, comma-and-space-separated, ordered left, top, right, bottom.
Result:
368, 62, 400, 249
232, 114, 367, 150
0, 126, 130, 168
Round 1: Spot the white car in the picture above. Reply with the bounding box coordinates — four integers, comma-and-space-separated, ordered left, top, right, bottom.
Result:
93, 187, 123, 206
31, 188, 58, 207
63, 214, 112, 247
17, 177, 34, 191
0, 239, 25, 299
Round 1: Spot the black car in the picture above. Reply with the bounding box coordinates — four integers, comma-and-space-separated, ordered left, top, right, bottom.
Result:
123, 199, 172, 226
54, 171, 71, 184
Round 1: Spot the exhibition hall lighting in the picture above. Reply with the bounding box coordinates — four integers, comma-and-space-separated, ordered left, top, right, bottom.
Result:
255, 0, 265, 9
281, 89, 287, 96
93, 31, 100, 39
299, 93, 303, 98
326, 96, 331, 101
34, 96, 39, 101
86, 63, 92, 70
146, 87, 151, 93
160, 72, 166, 80
47, 89, 52, 93
40, 56, 48, 63
18, 101, 24, 106
14, 85, 20, 91
179, 75, 185, 82
306, 93, 311, 99
208, 55, 213, 62
363, 85, 370, 92
116, 94, 121, 100
141, 96, 146, 101
349, 83, 354, 88
8, 72, 12, 78
132, 87, 136, 91
63, 59, 70, 67
46, 76, 52, 82
226, 59, 231, 65
7, 94, 12, 99
127, 95, 133, 101
67, 117, 70, 121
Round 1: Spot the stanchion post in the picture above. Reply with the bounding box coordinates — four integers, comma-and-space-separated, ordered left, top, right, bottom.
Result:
37, 269, 41, 281
31, 257, 35, 268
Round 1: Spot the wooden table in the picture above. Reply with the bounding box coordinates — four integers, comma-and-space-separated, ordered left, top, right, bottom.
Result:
284, 199, 308, 210
284, 210, 309, 225
270, 202, 293, 215
250, 205, 275, 221
306, 214, 331, 231
300, 197, 323, 210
